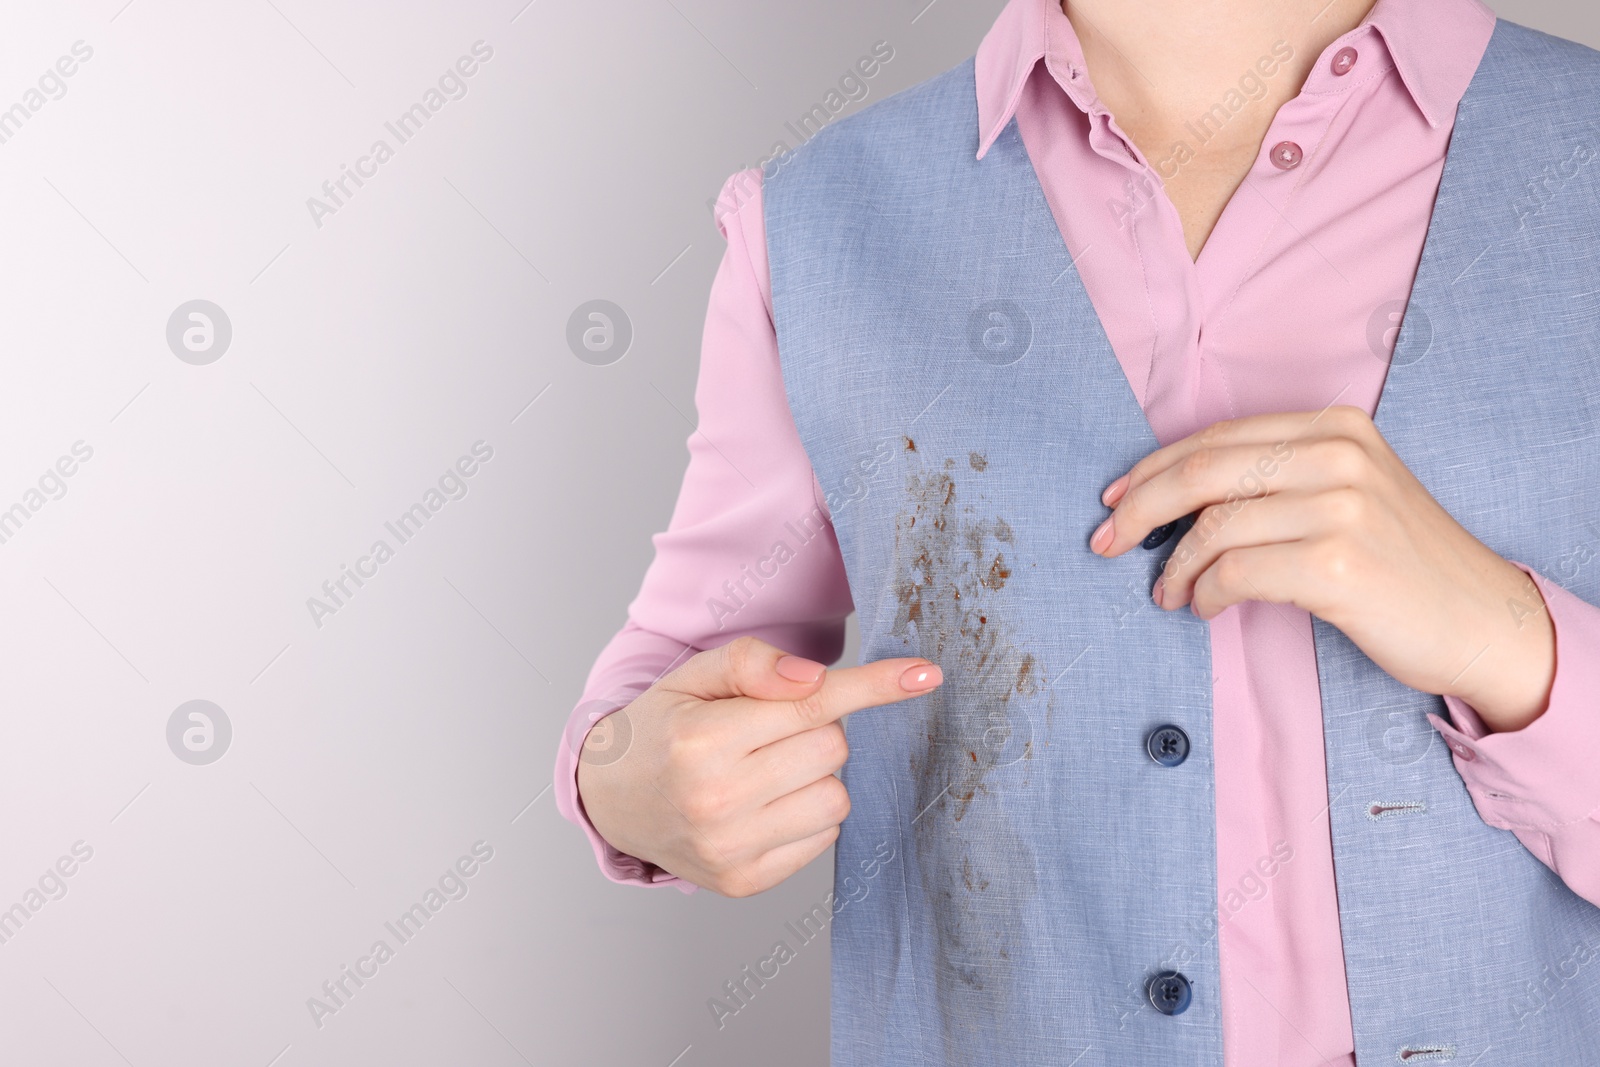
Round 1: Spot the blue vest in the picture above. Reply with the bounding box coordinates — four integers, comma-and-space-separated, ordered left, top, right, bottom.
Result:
765, 19, 1600, 1066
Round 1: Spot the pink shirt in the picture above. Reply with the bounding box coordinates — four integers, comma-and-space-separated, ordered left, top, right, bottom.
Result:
556, 0, 1600, 1062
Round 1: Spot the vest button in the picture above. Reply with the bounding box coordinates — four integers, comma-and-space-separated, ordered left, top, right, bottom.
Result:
1330, 46, 1358, 76
1147, 971, 1192, 1015
1142, 510, 1198, 550
1270, 140, 1304, 169
1146, 725, 1190, 767
1141, 520, 1177, 550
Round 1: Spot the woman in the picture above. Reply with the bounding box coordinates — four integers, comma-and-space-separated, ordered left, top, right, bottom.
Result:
557, 0, 1600, 1063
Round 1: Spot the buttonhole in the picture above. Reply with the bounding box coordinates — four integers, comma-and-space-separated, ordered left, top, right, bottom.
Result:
1365, 799, 1427, 821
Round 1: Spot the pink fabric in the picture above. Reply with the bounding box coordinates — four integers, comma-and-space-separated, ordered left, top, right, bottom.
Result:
555, 0, 1600, 1061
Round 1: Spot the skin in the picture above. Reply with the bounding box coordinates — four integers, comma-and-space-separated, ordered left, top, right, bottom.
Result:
578, 640, 942, 896
580, 0, 1556, 896
1073, 0, 1556, 731
1092, 406, 1556, 732
1067, 0, 1389, 260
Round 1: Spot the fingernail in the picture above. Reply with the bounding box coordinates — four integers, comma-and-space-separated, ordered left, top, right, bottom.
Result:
1091, 517, 1114, 553
899, 663, 943, 692
1153, 577, 1165, 608
1102, 474, 1130, 506
776, 655, 826, 683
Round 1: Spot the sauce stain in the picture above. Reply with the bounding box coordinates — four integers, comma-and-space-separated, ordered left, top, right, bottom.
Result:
887, 451, 1054, 1049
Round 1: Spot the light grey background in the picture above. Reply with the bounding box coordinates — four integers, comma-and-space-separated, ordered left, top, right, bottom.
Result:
0, 2, 1592, 1065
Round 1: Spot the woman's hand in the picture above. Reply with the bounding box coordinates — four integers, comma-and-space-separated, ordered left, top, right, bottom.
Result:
575, 636, 942, 896
1091, 405, 1555, 733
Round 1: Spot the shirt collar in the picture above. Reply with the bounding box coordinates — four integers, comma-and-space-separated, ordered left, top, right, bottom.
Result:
973, 0, 1074, 160
1359, 0, 1497, 128
972, 0, 1497, 159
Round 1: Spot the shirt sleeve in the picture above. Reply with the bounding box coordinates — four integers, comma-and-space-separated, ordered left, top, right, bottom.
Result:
1428, 562, 1600, 907
552, 168, 855, 891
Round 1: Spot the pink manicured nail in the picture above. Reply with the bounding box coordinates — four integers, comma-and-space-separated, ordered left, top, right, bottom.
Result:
1153, 576, 1166, 608
899, 663, 943, 692
1102, 474, 1131, 506
776, 655, 826, 683
1091, 517, 1114, 553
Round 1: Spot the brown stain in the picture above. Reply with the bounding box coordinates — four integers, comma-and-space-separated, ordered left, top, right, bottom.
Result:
903, 435, 916, 452
892, 455, 1045, 824
981, 554, 1010, 590
889, 449, 1054, 1030
1015, 653, 1034, 693
961, 856, 990, 893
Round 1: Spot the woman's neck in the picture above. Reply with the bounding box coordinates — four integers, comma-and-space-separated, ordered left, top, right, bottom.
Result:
1061, 0, 1381, 258
1063, 0, 1379, 117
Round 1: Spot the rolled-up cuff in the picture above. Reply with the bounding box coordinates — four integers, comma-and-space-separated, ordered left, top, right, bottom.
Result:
554, 691, 696, 894
1428, 564, 1600, 831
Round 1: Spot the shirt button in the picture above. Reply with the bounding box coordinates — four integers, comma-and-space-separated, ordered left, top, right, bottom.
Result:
1269, 141, 1303, 169
1450, 740, 1477, 762
1330, 46, 1358, 76
1147, 971, 1192, 1015
1146, 725, 1191, 767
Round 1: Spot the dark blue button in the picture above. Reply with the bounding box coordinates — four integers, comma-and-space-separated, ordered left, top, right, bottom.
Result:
1143, 511, 1199, 550
1146, 725, 1190, 767
1141, 520, 1177, 550
1147, 971, 1192, 1015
